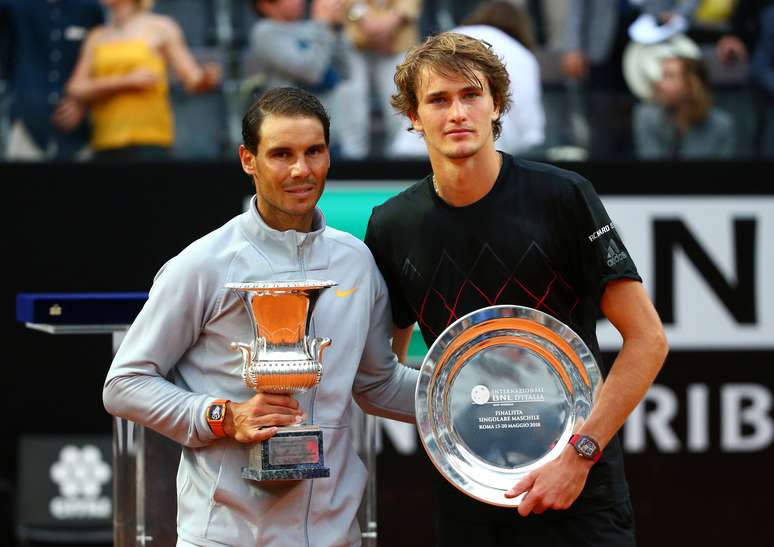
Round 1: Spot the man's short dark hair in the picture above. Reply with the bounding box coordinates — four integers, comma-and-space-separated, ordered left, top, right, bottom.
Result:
242, 87, 331, 153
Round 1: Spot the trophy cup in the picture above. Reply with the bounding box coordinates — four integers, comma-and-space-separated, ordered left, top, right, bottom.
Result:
416, 305, 603, 506
226, 280, 336, 481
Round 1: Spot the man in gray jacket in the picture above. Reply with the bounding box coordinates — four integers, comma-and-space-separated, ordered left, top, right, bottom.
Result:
103, 87, 418, 547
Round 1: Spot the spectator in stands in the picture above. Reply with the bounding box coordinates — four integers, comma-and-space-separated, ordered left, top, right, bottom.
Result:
417, 0, 569, 50
710, 0, 773, 66
66, 0, 221, 161
562, 0, 640, 158
247, 0, 350, 157
339, 0, 420, 157
389, 1, 545, 157
751, 4, 774, 156
562, 0, 700, 158
633, 54, 736, 158
0, 0, 104, 161
698, 0, 774, 157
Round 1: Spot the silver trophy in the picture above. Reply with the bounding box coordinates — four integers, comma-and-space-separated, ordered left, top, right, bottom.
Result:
416, 305, 603, 506
226, 280, 336, 481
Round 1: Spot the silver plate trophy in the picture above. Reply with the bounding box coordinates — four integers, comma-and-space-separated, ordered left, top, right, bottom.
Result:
226, 280, 336, 481
416, 305, 603, 507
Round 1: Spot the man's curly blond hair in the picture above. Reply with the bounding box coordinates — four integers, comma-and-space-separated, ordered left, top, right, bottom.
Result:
391, 32, 512, 140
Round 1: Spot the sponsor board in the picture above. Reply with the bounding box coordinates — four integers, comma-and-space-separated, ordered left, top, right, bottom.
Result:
598, 197, 774, 350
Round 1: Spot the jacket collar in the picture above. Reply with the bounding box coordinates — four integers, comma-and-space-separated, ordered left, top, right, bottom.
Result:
239, 195, 330, 274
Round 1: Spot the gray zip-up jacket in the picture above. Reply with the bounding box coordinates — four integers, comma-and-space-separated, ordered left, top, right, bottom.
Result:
104, 197, 418, 546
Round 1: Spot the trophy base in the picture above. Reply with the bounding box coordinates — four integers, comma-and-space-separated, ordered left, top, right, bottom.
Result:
241, 425, 330, 482
241, 466, 330, 481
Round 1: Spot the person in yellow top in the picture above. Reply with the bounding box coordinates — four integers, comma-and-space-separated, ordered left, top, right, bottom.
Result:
336, 0, 420, 157
67, 0, 220, 160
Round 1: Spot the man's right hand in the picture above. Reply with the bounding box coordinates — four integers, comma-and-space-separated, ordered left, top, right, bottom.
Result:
223, 393, 305, 443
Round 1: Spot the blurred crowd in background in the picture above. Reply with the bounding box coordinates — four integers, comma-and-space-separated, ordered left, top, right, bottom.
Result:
1, 0, 772, 162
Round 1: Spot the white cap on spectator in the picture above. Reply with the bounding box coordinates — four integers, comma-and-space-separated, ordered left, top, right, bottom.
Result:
623, 34, 702, 100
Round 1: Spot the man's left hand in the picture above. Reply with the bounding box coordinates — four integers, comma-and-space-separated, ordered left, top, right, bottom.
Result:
504, 445, 593, 516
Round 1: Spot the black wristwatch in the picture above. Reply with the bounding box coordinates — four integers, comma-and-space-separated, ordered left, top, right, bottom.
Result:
569, 434, 602, 463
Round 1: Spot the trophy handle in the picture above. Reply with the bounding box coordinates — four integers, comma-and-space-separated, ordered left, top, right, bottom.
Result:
308, 337, 331, 364
230, 341, 252, 369
231, 341, 254, 389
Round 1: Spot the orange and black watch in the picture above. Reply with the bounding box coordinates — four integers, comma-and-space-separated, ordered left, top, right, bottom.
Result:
206, 399, 229, 438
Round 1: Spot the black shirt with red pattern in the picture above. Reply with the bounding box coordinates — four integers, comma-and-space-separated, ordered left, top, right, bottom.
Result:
365, 153, 641, 520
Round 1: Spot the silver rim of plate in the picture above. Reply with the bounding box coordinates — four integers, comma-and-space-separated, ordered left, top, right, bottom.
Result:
415, 305, 603, 507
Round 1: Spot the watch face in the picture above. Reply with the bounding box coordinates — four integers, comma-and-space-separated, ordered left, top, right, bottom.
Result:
208, 404, 224, 421
577, 437, 597, 457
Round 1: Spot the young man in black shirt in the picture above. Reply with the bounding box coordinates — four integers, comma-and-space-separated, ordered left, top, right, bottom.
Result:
364, 32, 669, 546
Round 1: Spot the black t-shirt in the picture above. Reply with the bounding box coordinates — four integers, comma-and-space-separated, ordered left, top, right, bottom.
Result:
365, 153, 642, 520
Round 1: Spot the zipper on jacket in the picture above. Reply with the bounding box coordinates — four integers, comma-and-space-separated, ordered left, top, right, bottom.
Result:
298, 231, 313, 547
297, 234, 307, 277
303, 313, 321, 546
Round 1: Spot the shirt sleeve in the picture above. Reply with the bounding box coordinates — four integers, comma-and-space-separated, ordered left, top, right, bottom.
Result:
364, 206, 418, 329
351, 255, 418, 422
714, 111, 737, 158
633, 103, 670, 159
563, 0, 584, 52
103, 251, 223, 448
566, 176, 642, 306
